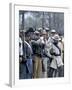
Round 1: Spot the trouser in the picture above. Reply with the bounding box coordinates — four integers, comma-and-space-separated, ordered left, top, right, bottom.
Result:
47, 58, 51, 77
19, 59, 33, 79
26, 59, 33, 75
19, 62, 28, 79
58, 65, 64, 77
33, 56, 42, 78
42, 57, 48, 78
48, 67, 57, 77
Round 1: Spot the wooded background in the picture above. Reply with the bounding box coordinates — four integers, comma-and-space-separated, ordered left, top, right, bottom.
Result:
19, 11, 64, 36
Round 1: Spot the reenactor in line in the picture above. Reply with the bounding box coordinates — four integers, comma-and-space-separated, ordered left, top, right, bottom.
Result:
47, 34, 64, 77
31, 31, 44, 78
19, 27, 64, 79
19, 28, 33, 79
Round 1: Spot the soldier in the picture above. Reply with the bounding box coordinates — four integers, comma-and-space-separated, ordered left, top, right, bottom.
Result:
24, 31, 33, 79
19, 32, 23, 62
19, 33, 23, 79
32, 30, 45, 78
58, 36, 64, 64
43, 29, 57, 77
19, 29, 33, 79
40, 30, 49, 78
48, 29, 57, 43
33, 31, 40, 40
31, 30, 40, 78
48, 34, 64, 77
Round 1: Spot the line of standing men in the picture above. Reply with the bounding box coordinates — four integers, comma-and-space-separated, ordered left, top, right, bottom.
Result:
19, 28, 64, 79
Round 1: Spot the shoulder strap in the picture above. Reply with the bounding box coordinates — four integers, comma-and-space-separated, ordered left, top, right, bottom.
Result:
53, 43, 61, 56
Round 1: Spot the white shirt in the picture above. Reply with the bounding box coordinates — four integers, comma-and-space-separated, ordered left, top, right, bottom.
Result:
19, 37, 23, 56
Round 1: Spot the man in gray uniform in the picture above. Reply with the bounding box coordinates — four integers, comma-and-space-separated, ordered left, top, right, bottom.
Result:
48, 34, 64, 77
